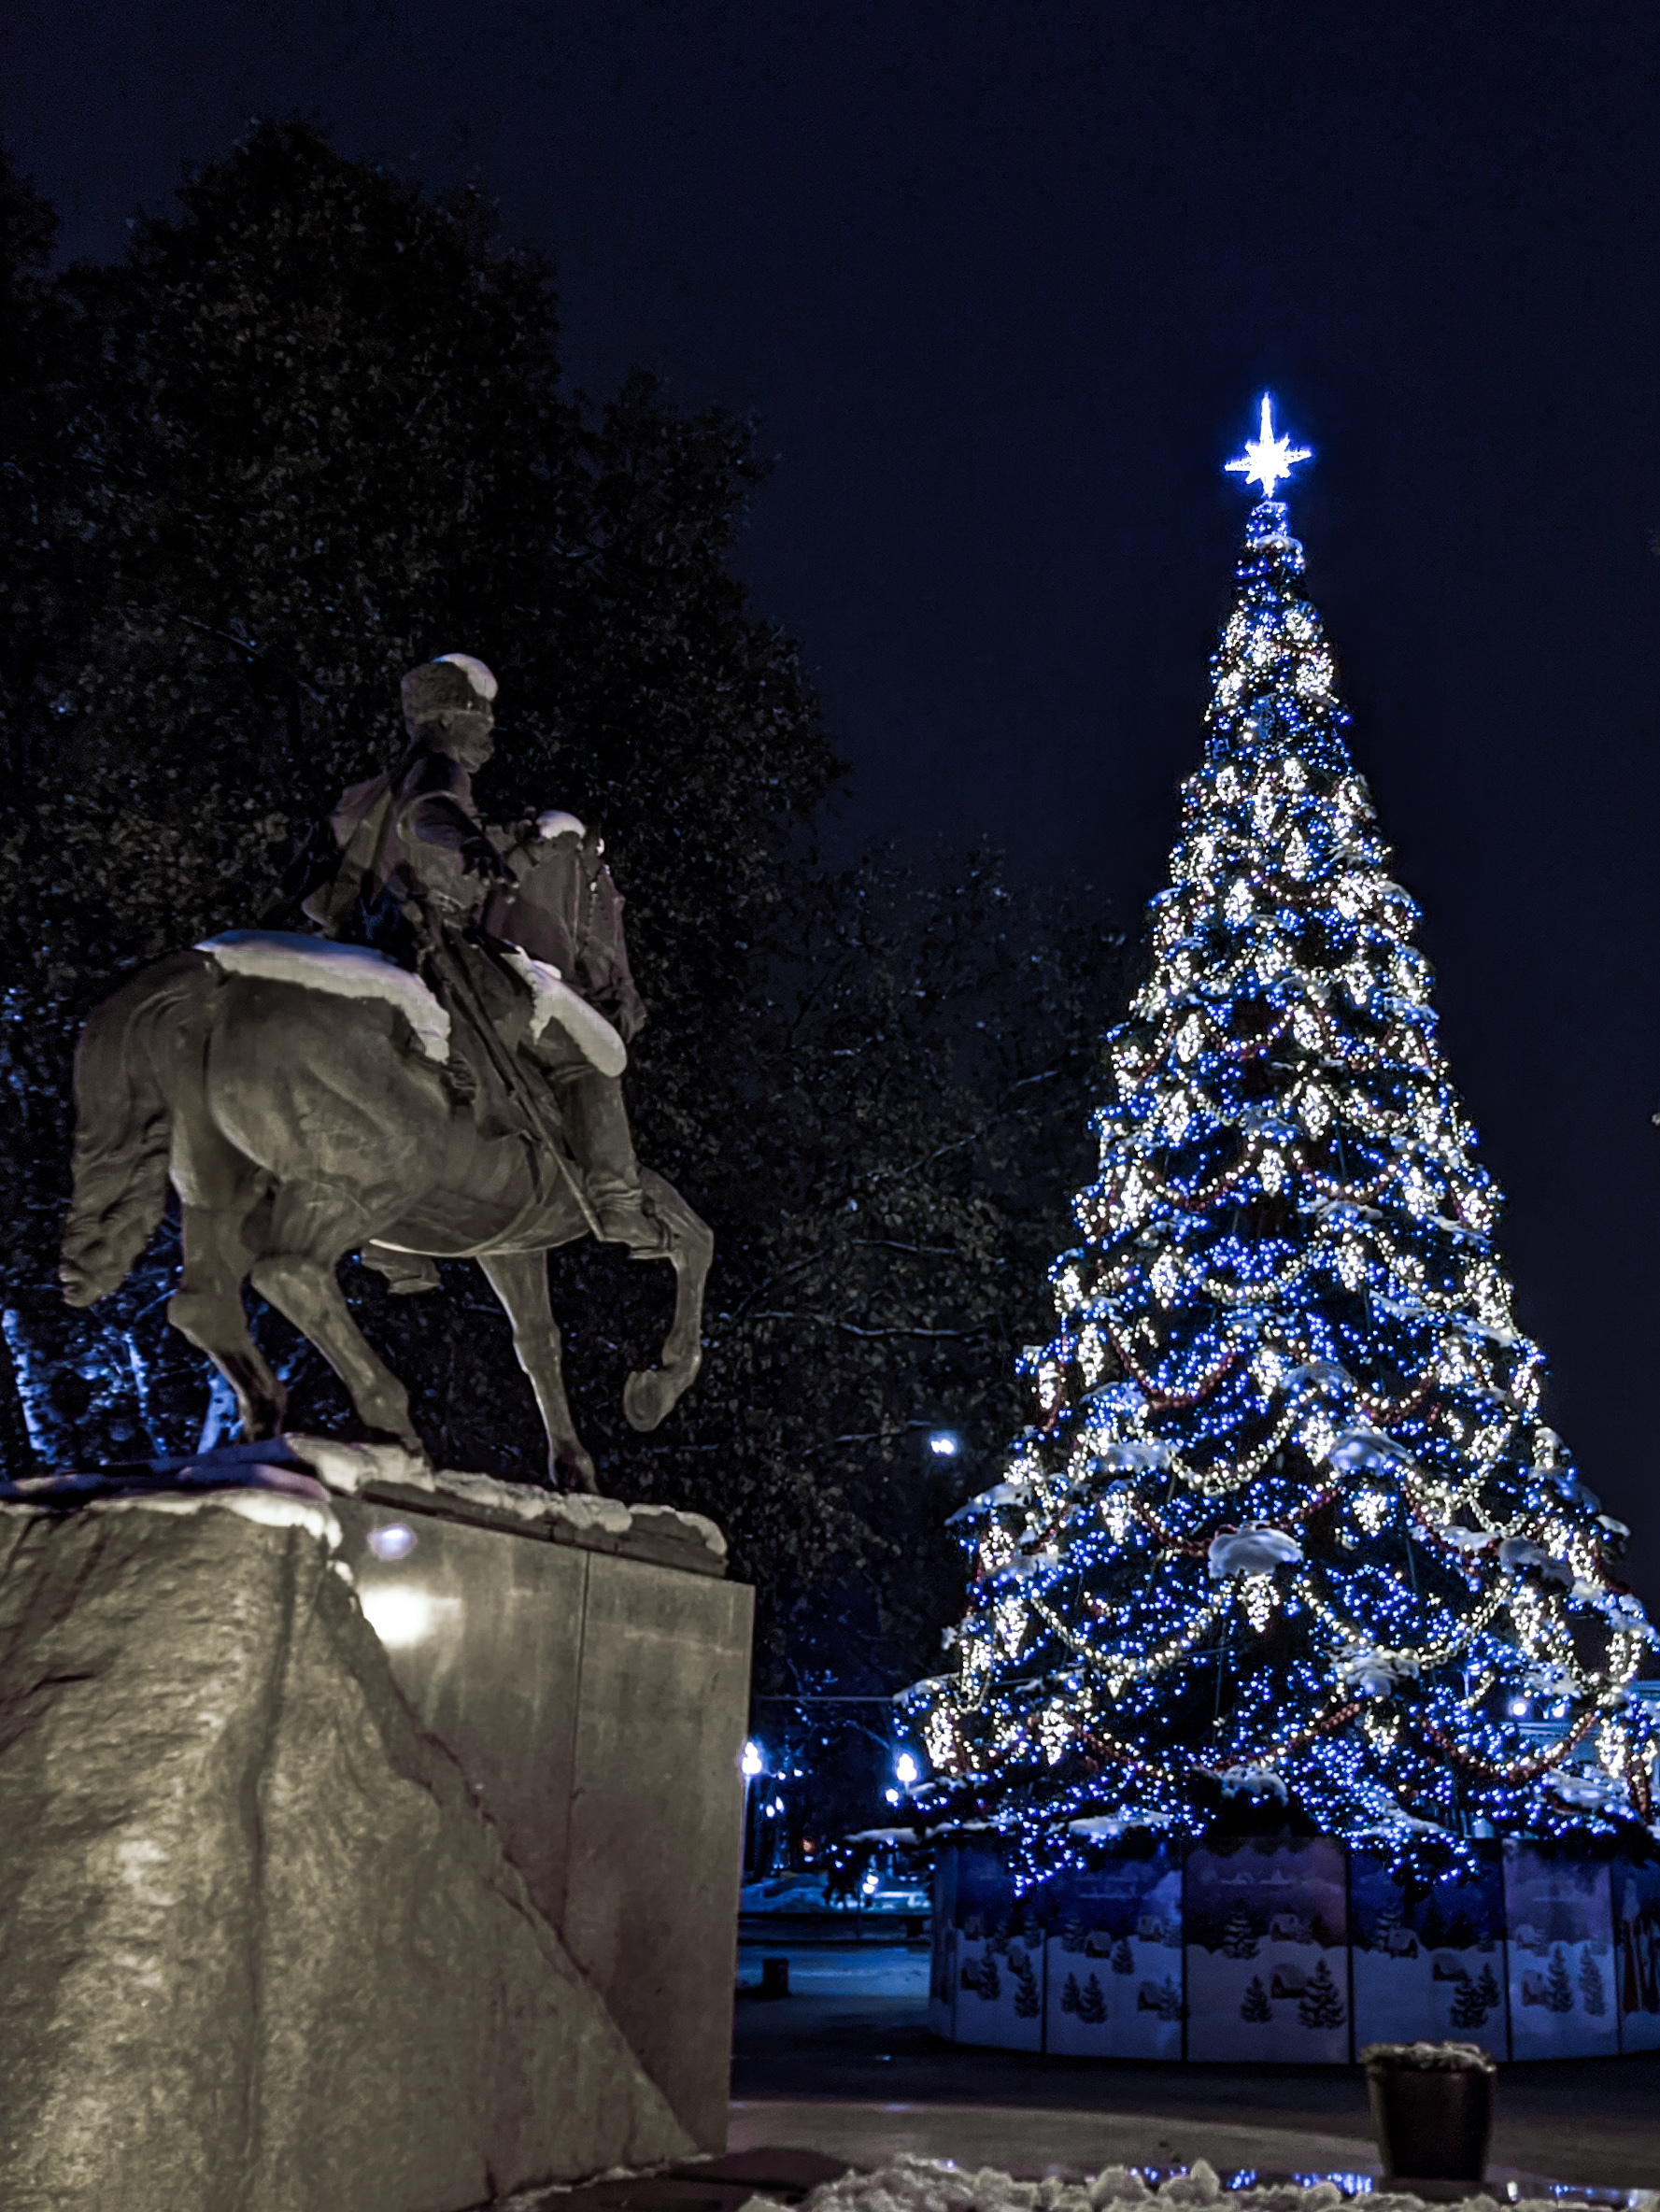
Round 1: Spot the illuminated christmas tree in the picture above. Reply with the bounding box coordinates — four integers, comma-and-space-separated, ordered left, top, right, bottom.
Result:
908, 399, 1655, 1872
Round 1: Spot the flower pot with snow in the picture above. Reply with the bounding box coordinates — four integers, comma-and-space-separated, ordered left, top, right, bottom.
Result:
1361, 2039, 1497, 2185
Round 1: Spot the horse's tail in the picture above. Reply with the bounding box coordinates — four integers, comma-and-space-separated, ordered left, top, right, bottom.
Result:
60, 949, 215, 1308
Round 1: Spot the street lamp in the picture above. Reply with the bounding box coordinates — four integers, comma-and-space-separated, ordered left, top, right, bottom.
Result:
740, 1740, 764, 1876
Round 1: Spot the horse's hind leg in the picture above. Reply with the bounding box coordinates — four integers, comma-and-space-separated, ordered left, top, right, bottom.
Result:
477, 1251, 597, 1493
167, 1085, 286, 1439
171, 1196, 287, 1441
620, 1169, 714, 1433
247, 1183, 424, 1454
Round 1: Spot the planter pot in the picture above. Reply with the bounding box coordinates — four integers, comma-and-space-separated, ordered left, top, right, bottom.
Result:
1363, 2043, 1495, 2184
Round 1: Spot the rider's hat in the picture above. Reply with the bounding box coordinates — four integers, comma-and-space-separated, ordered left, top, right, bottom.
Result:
401, 653, 499, 726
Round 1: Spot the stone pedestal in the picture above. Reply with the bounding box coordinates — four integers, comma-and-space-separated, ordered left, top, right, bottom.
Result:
0, 1456, 751, 2212
312, 1450, 753, 2153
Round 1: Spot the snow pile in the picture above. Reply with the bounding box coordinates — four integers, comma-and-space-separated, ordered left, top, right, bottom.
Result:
502, 946, 628, 1076
736, 2156, 1602, 2212
631, 1501, 728, 1558
289, 1437, 727, 1557
199, 931, 452, 1062
1, 1485, 342, 1551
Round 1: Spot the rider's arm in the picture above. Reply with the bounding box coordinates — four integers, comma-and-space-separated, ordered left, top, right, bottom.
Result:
399, 758, 510, 883
577, 858, 647, 1041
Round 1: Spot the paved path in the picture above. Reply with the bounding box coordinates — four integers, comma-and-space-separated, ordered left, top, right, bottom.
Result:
731, 1946, 1660, 2191
728, 2101, 1386, 2189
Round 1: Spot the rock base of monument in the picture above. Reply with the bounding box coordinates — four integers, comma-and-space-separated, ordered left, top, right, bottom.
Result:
931, 1832, 1660, 2063
0, 1450, 750, 2212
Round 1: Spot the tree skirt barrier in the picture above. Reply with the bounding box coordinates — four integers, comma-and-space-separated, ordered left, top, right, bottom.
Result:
930, 1835, 1660, 2062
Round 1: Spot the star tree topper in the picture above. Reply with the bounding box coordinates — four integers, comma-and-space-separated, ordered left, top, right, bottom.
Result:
1226, 391, 1312, 499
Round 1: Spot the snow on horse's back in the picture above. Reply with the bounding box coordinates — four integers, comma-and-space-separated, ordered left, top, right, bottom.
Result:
198, 931, 451, 1062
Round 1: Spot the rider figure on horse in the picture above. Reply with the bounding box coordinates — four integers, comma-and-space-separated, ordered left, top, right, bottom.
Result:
298, 652, 659, 1255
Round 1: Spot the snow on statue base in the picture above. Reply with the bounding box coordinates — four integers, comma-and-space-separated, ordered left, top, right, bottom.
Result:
933, 1833, 1653, 2063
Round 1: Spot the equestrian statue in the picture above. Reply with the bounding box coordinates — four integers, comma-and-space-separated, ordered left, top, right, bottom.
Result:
58, 653, 712, 1490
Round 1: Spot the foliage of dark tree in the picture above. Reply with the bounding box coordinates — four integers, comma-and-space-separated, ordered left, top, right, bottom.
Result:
660, 846, 1130, 1690
0, 126, 1135, 1713
0, 118, 833, 1488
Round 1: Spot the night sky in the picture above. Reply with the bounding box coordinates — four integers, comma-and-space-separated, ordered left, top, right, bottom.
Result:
7, 5, 1659, 1599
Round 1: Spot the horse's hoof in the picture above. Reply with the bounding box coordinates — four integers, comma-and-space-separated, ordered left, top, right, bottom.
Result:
623, 1368, 675, 1432
550, 1442, 599, 1494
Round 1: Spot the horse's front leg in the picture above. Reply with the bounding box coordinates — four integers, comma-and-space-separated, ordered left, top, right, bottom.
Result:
476, 1249, 597, 1492
620, 1169, 714, 1433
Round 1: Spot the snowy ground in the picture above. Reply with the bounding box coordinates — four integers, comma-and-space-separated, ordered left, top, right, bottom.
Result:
738, 1942, 931, 2000
733, 2151, 1647, 2212
742, 1873, 930, 1918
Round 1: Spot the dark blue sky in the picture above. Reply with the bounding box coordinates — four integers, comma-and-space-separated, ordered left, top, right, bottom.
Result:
7, 2, 1660, 1596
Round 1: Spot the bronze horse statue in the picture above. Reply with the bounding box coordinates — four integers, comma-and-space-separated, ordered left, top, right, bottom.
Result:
57, 864, 712, 1491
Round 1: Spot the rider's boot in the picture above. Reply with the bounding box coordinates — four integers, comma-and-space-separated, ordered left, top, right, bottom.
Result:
560, 1068, 667, 1251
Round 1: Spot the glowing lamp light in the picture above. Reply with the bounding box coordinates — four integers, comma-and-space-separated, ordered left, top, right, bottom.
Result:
885, 1788, 901, 1806
740, 1740, 765, 1778
367, 1522, 416, 1561
895, 1751, 920, 1788
862, 1870, 880, 1895
927, 1431, 961, 1459
359, 1584, 447, 1650
1225, 392, 1312, 500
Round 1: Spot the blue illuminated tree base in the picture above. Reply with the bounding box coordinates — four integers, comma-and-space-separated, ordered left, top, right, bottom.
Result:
929, 1833, 1660, 2062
